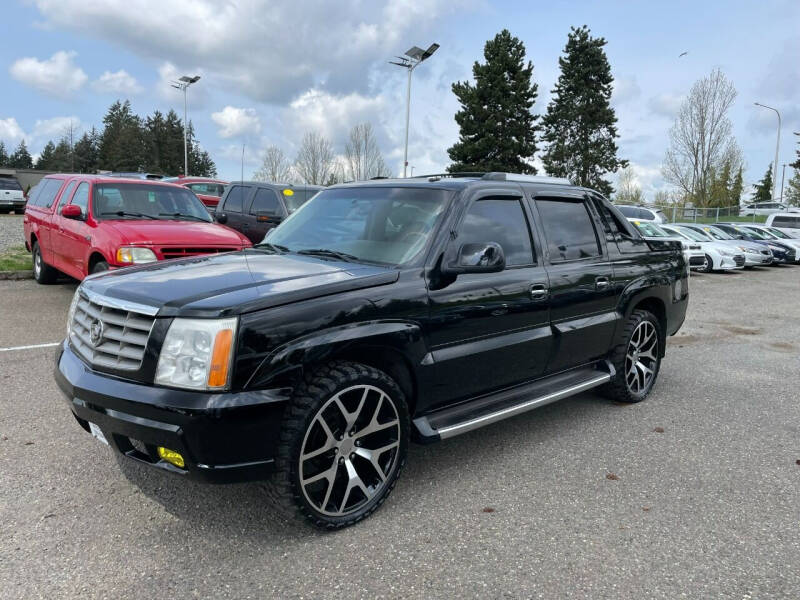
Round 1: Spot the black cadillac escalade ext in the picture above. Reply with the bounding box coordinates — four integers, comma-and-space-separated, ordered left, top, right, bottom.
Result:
55, 173, 688, 529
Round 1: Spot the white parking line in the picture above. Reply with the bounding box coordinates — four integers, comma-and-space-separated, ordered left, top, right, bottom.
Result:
0, 342, 60, 353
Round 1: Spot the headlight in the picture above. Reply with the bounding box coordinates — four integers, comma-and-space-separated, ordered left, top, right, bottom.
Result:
740, 246, 756, 254
155, 317, 238, 390
66, 287, 81, 337
116, 246, 157, 264
767, 245, 783, 254
719, 248, 734, 256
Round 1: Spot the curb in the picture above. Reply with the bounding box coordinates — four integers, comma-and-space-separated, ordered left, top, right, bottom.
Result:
0, 270, 34, 280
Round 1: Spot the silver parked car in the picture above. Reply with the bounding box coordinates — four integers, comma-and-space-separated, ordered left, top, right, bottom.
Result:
661, 224, 744, 272
677, 223, 773, 268
627, 219, 703, 269
737, 224, 800, 264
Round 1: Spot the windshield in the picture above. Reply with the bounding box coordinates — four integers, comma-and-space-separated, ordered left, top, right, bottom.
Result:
700, 226, 732, 240
745, 226, 777, 239
766, 227, 790, 239
282, 188, 319, 213
93, 183, 212, 222
671, 226, 708, 242
265, 187, 451, 265
661, 227, 690, 240
734, 226, 766, 239
631, 221, 670, 237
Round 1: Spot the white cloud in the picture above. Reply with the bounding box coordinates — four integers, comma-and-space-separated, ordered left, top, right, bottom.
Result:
0, 118, 26, 143
211, 106, 262, 139
612, 75, 641, 107
31, 116, 84, 141
648, 93, 684, 118
9, 51, 88, 98
92, 69, 143, 95
29, 0, 465, 103
284, 89, 388, 142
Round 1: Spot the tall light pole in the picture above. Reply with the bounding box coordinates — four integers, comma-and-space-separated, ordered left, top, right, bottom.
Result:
171, 75, 201, 176
390, 43, 439, 177
780, 163, 787, 202
754, 102, 781, 201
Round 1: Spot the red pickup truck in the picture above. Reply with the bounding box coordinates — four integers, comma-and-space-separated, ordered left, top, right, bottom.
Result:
23, 175, 251, 283
161, 176, 228, 211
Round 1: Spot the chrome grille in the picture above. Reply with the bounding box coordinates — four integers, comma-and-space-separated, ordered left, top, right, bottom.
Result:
70, 294, 155, 371
761, 250, 771, 256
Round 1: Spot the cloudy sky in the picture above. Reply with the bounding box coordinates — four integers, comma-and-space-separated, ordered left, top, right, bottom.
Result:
2, 0, 799, 198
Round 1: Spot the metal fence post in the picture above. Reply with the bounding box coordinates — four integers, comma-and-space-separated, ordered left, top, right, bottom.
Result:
715, 207, 719, 222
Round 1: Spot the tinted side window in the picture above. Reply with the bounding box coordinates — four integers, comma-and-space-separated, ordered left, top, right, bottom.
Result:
772, 216, 800, 228
37, 179, 64, 208
222, 185, 249, 212
458, 198, 534, 266
56, 181, 78, 210
536, 199, 601, 261
250, 188, 280, 215
71, 183, 90, 214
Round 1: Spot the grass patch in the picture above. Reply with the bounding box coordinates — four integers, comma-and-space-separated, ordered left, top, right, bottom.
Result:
0, 245, 32, 271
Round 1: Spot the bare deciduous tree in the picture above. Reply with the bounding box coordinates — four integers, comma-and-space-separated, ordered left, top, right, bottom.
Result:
253, 145, 292, 182
294, 132, 335, 185
614, 166, 644, 205
344, 123, 392, 181
662, 68, 742, 207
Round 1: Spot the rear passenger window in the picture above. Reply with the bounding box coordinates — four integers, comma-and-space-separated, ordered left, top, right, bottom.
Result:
458, 198, 534, 266
37, 179, 64, 208
250, 188, 280, 215
71, 183, 90, 214
55, 181, 77, 210
536, 199, 601, 261
223, 185, 249, 213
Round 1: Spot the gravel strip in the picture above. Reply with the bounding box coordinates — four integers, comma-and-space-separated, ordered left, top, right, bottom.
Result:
0, 215, 26, 252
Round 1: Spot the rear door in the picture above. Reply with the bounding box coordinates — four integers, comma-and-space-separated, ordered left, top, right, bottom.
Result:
245, 186, 286, 243
528, 192, 618, 373
31, 178, 67, 264
217, 184, 254, 237
426, 189, 551, 406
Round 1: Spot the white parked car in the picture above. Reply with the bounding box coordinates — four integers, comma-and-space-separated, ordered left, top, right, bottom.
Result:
740, 202, 788, 217
764, 212, 800, 238
627, 219, 703, 270
676, 223, 773, 267
661, 224, 745, 272
0, 177, 26, 213
615, 205, 669, 224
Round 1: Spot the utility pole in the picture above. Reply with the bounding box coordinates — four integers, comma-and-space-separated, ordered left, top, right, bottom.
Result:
171, 75, 201, 176
390, 43, 439, 177
754, 102, 781, 200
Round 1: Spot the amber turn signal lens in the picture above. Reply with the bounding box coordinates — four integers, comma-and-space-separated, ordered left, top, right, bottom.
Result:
157, 446, 185, 468
207, 329, 233, 388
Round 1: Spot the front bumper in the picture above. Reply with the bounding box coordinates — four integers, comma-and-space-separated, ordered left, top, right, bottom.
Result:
55, 341, 290, 483
743, 252, 773, 266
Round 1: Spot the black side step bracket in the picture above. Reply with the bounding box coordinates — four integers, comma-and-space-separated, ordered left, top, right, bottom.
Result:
413, 362, 614, 441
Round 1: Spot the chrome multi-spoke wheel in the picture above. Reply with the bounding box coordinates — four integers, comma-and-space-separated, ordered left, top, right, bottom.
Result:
625, 320, 658, 395
299, 384, 401, 517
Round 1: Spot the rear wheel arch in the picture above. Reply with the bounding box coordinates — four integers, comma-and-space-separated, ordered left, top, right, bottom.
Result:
628, 296, 667, 357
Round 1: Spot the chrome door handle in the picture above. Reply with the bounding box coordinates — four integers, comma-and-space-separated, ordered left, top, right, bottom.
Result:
595, 277, 610, 290
530, 284, 548, 300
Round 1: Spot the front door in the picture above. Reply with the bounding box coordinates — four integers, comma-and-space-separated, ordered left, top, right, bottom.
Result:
527, 193, 618, 373
425, 191, 551, 407
218, 184, 254, 238
58, 181, 93, 277
245, 187, 286, 244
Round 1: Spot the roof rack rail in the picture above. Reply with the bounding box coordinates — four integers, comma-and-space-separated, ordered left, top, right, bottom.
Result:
410, 172, 487, 182
481, 172, 572, 185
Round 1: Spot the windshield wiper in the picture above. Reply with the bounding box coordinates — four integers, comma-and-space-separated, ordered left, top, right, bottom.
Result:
252, 242, 290, 253
296, 248, 360, 262
99, 211, 158, 220
158, 212, 209, 222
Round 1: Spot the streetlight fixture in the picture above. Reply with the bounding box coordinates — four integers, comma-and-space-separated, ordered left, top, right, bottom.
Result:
390, 43, 439, 177
171, 75, 201, 176
754, 102, 781, 201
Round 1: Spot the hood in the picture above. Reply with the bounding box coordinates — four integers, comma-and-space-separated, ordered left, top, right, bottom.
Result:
82, 249, 399, 317
103, 219, 248, 247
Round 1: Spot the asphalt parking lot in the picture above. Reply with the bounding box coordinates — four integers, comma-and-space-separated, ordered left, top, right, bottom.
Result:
1, 267, 799, 599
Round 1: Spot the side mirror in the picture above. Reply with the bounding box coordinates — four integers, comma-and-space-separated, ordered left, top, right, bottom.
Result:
61, 204, 83, 220
443, 242, 505, 275
256, 212, 283, 224
215, 212, 228, 224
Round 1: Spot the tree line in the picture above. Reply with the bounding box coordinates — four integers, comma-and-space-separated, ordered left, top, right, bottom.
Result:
0, 100, 216, 177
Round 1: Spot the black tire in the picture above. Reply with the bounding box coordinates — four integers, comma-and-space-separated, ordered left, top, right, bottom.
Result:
32, 241, 58, 284
701, 254, 714, 273
91, 260, 110, 274
602, 309, 662, 403
265, 361, 410, 529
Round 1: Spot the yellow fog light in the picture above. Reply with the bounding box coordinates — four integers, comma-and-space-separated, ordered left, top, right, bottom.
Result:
157, 446, 185, 468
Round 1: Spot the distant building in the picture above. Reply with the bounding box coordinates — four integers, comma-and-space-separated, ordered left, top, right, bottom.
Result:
0, 168, 56, 192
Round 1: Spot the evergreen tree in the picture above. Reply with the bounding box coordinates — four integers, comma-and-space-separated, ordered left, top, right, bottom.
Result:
541, 26, 626, 196
751, 166, 773, 202
0, 141, 8, 167
709, 160, 732, 207
8, 140, 33, 169
785, 169, 800, 207
729, 166, 744, 206
73, 128, 100, 173
36, 141, 57, 170
52, 137, 74, 172
98, 100, 146, 172
447, 29, 539, 173
791, 132, 799, 170
186, 122, 217, 177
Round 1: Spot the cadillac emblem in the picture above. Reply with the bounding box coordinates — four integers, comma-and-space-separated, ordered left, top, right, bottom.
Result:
89, 319, 104, 347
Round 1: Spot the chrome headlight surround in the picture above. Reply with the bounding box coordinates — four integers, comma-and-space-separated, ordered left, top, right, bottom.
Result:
155, 317, 238, 391
66, 287, 81, 338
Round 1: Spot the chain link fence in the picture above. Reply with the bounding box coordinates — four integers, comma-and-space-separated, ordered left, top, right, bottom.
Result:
661, 204, 767, 224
